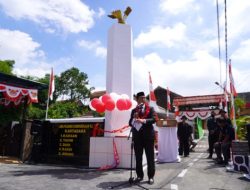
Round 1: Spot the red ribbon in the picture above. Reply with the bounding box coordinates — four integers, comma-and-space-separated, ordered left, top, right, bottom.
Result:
92, 124, 130, 137
98, 138, 120, 170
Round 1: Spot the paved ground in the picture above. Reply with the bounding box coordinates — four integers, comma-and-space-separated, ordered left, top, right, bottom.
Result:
0, 133, 250, 190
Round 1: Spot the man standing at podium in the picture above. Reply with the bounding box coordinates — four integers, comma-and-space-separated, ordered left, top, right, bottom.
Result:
129, 91, 157, 185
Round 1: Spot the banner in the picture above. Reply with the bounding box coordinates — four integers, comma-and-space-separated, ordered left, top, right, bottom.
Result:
0, 83, 38, 105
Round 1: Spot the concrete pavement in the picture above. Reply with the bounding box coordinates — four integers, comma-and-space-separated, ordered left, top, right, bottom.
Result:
0, 133, 250, 190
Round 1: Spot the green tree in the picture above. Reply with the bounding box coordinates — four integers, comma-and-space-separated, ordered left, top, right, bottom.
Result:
48, 101, 84, 119
57, 67, 91, 101
234, 97, 249, 140
0, 105, 23, 126
0, 60, 15, 74
236, 116, 250, 140
234, 97, 246, 116
27, 67, 94, 119
0, 60, 18, 126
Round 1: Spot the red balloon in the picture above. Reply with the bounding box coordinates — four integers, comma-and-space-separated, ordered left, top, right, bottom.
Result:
116, 99, 127, 111
125, 99, 132, 110
105, 99, 115, 111
101, 94, 112, 104
91, 98, 101, 109
95, 102, 105, 113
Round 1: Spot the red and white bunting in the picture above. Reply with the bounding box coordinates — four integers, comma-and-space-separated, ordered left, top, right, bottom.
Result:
0, 83, 38, 104
179, 110, 215, 120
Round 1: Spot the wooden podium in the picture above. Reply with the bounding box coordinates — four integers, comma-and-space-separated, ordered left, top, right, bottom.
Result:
156, 118, 179, 163
156, 119, 177, 127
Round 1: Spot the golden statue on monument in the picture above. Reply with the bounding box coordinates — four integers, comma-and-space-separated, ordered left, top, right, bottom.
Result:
108, 6, 132, 24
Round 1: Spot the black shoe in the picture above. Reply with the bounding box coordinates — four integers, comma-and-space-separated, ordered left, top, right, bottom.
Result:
148, 178, 154, 185
216, 160, 224, 165
134, 177, 143, 183
184, 155, 189, 157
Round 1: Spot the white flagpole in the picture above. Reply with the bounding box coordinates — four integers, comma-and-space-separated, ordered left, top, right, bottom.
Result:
45, 68, 53, 120
229, 60, 237, 138
45, 95, 50, 120
166, 87, 170, 118
230, 93, 237, 128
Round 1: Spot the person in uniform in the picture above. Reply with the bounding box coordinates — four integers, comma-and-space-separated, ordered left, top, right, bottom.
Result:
129, 91, 157, 185
177, 116, 192, 157
207, 111, 219, 159
218, 109, 234, 161
214, 117, 234, 165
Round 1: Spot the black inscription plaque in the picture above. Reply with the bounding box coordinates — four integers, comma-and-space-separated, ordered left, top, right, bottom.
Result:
44, 120, 104, 165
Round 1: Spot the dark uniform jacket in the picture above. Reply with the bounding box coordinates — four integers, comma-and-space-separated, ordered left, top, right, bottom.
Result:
177, 122, 192, 141
129, 103, 156, 140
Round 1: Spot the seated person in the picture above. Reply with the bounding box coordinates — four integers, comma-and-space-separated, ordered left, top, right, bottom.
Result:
189, 122, 197, 152
189, 135, 197, 152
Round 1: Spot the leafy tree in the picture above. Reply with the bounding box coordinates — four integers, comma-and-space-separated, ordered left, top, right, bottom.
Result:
57, 67, 91, 101
236, 116, 250, 140
0, 105, 23, 126
233, 97, 249, 140
27, 104, 46, 120
0, 60, 18, 126
26, 67, 94, 119
48, 100, 84, 119
0, 60, 15, 74
234, 97, 246, 116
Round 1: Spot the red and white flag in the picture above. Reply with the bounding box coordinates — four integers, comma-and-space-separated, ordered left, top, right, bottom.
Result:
148, 72, 158, 112
149, 72, 156, 101
174, 101, 180, 121
167, 87, 171, 110
229, 61, 237, 97
166, 87, 171, 117
48, 68, 55, 100
222, 81, 228, 113
230, 104, 235, 120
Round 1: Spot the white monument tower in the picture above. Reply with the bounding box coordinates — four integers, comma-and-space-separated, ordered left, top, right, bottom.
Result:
89, 7, 135, 168
105, 7, 133, 137
105, 22, 133, 136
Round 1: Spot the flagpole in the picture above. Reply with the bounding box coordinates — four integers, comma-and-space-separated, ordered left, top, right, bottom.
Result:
45, 68, 53, 120
45, 95, 50, 120
230, 92, 237, 127
229, 59, 237, 138
166, 87, 170, 118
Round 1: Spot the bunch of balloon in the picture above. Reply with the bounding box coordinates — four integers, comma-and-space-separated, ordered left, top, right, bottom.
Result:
89, 92, 137, 113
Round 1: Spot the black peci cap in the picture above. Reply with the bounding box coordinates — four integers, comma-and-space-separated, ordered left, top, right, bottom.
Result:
181, 115, 187, 120
136, 91, 145, 99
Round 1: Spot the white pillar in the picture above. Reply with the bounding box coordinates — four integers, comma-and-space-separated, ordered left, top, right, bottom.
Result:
105, 23, 133, 137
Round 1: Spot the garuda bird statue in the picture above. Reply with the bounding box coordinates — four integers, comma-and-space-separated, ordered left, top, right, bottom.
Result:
108, 6, 132, 24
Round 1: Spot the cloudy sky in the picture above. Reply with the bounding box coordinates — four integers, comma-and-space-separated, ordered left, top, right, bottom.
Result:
0, 0, 250, 97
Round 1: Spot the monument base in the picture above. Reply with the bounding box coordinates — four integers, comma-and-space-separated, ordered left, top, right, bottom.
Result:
89, 136, 135, 168
89, 136, 148, 168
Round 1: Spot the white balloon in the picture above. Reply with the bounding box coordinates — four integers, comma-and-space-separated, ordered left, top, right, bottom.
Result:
89, 102, 96, 111
120, 94, 129, 99
110, 92, 119, 103
131, 100, 138, 109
